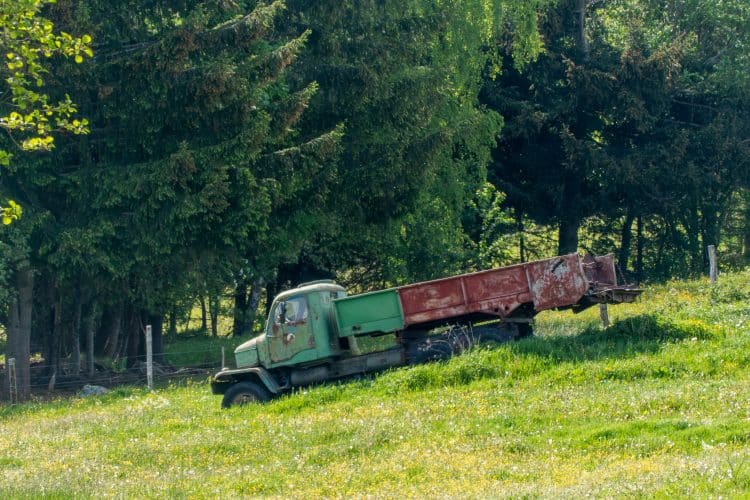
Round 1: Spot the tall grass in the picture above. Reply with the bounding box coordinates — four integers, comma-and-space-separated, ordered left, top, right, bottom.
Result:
1, 270, 749, 497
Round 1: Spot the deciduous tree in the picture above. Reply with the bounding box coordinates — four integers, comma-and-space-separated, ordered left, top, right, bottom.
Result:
0, 0, 91, 400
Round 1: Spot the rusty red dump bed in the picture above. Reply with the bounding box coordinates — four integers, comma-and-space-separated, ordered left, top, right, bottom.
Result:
395, 253, 639, 329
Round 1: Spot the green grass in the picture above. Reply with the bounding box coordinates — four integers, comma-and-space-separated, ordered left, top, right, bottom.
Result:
1, 270, 749, 497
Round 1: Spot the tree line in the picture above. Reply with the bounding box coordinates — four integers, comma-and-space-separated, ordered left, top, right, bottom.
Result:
1, 0, 748, 400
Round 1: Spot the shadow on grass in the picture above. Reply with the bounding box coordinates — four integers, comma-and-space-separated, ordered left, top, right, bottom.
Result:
372, 313, 729, 395
512, 313, 719, 364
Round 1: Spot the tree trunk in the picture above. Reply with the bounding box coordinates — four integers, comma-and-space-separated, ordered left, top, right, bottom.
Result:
685, 204, 702, 275
4, 263, 34, 401
85, 300, 99, 378
48, 295, 63, 391
744, 191, 750, 263
247, 280, 263, 332
150, 314, 165, 364
5, 300, 19, 401
209, 296, 219, 337
70, 297, 83, 376
558, 215, 580, 255
559, 0, 589, 257
574, 0, 590, 62
40, 278, 56, 379
103, 304, 124, 359
558, 174, 581, 255
265, 281, 277, 316
233, 281, 248, 336
517, 212, 526, 262
636, 215, 644, 283
125, 309, 142, 370
233, 278, 264, 337
200, 295, 208, 333
619, 211, 635, 274
168, 307, 178, 338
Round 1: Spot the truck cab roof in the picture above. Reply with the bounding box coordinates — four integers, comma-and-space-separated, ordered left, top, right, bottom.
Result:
274, 281, 346, 302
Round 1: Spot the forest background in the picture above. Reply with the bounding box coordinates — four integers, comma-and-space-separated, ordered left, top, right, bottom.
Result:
1, 0, 748, 401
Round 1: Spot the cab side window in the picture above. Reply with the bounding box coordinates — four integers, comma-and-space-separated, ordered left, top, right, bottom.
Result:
273, 297, 309, 326
284, 296, 308, 324
273, 302, 285, 325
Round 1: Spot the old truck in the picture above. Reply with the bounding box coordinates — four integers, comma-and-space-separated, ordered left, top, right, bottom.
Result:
211, 253, 640, 407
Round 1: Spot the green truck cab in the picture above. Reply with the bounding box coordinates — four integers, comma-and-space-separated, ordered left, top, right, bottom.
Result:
211, 280, 410, 408
236, 281, 348, 369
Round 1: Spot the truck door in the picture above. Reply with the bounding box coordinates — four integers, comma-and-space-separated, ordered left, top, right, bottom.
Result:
267, 295, 315, 364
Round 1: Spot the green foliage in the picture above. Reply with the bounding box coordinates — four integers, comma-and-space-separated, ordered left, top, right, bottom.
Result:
274, 0, 544, 286
0, 270, 748, 497
482, 0, 750, 274
595, 0, 750, 276
0, 199, 20, 225
469, 182, 520, 267
0, 0, 91, 216
2, 0, 342, 314
0, 0, 91, 150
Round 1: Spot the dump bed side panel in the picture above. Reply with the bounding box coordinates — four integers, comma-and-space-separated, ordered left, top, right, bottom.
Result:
333, 289, 404, 337
582, 253, 617, 286
524, 254, 589, 311
397, 263, 532, 327
398, 253, 592, 327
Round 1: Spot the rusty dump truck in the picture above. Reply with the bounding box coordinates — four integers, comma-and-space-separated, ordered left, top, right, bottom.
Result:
211, 253, 640, 407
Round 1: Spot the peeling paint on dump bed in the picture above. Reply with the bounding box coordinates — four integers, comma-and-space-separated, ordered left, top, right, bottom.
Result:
397, 253, 616, 327
525, 254, 589, 312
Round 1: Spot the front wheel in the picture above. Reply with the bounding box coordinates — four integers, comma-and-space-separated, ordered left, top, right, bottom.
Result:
221, 381, 271, 408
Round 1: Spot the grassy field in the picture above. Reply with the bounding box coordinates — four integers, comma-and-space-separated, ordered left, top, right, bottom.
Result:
1, 271, 749, 497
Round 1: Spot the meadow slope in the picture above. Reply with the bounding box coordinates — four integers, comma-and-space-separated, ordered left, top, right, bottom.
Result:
1, 271, 749, 498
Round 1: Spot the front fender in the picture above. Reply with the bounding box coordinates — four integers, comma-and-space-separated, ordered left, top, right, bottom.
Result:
210, 366, 283, 395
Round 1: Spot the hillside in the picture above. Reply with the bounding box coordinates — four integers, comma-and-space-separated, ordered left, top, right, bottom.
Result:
1, 271, 749, 497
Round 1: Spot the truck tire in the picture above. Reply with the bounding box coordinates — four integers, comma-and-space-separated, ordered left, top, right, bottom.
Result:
473, 323, 518, 343
406, 326, 473, 364
516, 323, 533, 339
475, 322, 535, 342
221, 381, 271, 408
406, 338, 454, 364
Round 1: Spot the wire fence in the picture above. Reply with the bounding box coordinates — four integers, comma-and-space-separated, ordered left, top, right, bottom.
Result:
2, 347, 229, 403
1, 348, 227, 373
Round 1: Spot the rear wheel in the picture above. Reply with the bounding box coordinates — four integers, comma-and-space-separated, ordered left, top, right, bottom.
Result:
406, 326, 473, 364
516, 322, 533, 339
474, 322, 527, 343
221, 381, 271, 408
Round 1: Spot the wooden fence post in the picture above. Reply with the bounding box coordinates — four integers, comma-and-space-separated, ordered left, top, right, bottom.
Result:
8, 358, 17, 404
708, 245, 718, 284
599, 304, 610, 329
145, 325, 153, 391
